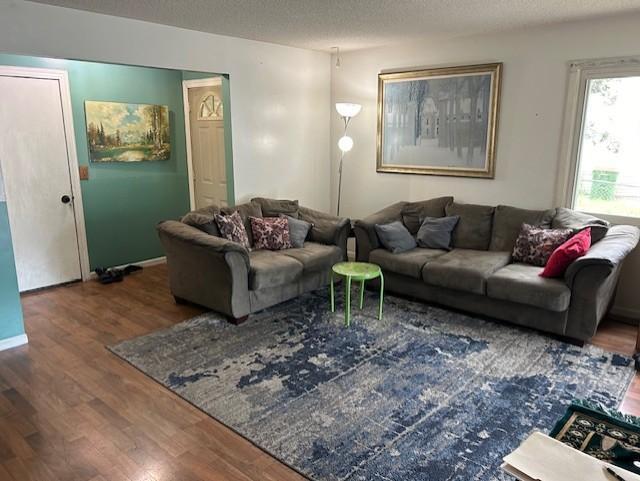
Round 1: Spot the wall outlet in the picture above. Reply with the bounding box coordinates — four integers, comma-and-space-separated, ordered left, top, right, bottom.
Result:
79, 165, 89, 180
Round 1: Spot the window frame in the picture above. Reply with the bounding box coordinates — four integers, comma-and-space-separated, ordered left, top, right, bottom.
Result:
557, 56, 640, 226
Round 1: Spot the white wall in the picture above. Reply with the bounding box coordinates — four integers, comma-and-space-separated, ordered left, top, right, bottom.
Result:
0, 0, 330, 211
331, 13, 640, 318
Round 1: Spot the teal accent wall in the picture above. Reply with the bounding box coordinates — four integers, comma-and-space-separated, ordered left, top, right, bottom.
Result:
182, 71, 235, 205
0, 54, 232, 269
0, 202, 25, 341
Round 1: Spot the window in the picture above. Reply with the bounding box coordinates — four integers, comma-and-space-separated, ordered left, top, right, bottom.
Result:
564, 58, 640, 220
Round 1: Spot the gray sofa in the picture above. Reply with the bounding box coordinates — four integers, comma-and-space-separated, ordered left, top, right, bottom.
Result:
157, 198, 350, 323
354, 198, 639, 343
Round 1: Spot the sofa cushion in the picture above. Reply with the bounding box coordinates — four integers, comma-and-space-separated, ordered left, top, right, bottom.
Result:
370, 247, 447, 279
374, 221, 417, 253
512, 224, 573, 267
423, 249, 511, 295
281, 242, 342, 272
248, 250, 303, 290
401, 196, 453, 234
251, 197, 299, 218
181, 211, 220, 236
487, 263, 571, 311
445, 203, 495, 250
214, 211, 251, 249
281, 214, 312, 248
221, 201, 263, 246
489, 205, 555, 252
552, 207, 610, 243
416, 215, 459, 250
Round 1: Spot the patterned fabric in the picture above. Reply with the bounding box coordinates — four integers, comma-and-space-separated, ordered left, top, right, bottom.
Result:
550, 400, 640, 474
250, 216, 292, 250
214, 211, 250, 249
110, 291, 634, 481
512, 223, 573, 266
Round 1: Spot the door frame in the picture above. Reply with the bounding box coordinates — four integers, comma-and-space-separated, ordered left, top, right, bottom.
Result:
182, 77, 227, 210
0, 66, 91, 282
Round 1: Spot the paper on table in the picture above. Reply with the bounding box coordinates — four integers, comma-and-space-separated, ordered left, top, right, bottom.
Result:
502, 431, 640, 481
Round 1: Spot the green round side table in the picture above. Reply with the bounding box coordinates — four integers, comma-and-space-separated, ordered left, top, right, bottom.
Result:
330, 262, 384, 327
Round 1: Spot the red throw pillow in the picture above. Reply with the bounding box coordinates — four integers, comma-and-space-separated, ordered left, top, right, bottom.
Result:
250, 216, 292, 250
540, 228, 592, 278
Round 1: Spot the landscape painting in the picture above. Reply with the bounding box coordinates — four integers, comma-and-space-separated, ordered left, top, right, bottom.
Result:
85, 101, 170, 162
377, 63, 501, 178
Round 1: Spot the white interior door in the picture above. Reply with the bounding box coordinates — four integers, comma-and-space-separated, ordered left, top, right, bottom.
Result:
188, 85, 227, 208
0, 75, 82, 291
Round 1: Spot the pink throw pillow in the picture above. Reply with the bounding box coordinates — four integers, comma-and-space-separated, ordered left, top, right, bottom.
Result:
540, 228, 591, 278
250, 217, 292, 250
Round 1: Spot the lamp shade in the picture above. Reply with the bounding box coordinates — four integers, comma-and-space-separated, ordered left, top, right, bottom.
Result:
338, 135, 354, 152
335, 102, 362, 118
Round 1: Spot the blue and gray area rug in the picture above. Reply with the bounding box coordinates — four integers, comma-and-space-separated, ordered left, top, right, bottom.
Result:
109, 290, 634, 481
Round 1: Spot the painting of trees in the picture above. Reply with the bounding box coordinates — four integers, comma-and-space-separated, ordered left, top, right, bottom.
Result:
84, 101, 171, 162
378, 63, 501, 178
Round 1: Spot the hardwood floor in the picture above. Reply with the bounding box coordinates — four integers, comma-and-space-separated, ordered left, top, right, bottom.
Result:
0, 263, 637, 481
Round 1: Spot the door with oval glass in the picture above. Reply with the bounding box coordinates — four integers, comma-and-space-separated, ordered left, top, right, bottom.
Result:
186, 81, 227, 209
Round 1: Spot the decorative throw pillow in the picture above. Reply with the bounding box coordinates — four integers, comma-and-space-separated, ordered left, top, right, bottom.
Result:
374, 221, 417, 254
416, 215, 460, 250
250, 216, 292, 250
540, 228, 592, 278
280, 214, 311, 248
512, 223, 573, 267
214, 211, 250, 249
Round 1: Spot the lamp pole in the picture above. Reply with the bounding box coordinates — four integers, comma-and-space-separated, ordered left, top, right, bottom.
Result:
337, 115, 350, 217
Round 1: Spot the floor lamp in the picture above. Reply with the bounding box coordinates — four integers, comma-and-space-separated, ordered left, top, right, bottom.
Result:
335, 102, 361, 216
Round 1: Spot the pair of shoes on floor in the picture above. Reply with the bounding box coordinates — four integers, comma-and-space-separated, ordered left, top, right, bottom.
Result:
94, 265, 143, 285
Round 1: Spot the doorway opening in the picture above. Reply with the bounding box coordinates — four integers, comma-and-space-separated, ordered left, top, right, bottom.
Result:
183, 77, 234, 209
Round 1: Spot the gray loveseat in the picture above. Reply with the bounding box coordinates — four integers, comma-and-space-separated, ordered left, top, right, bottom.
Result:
158, 198, 350, 323
354, 198, 639, 343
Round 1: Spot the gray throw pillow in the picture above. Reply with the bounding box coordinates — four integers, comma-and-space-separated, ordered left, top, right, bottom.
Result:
374, 221, 417, 254
281, 214, 312, 248
416, 216, 460, 250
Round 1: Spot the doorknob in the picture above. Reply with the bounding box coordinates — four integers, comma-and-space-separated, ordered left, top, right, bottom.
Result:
61, 195, 72, 204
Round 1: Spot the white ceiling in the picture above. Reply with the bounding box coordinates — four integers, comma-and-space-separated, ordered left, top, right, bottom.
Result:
30, 0, 640, 51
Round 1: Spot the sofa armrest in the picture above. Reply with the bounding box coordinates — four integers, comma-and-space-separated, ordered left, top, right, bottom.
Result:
157, 220, 251, 317
565, 225, 640, 288
298, 207, 351, 259
353, 202, 406, 261
563, 224, 639, 341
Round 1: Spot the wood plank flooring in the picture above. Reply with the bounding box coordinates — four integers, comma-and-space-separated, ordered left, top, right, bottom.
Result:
0, 263, 637, 481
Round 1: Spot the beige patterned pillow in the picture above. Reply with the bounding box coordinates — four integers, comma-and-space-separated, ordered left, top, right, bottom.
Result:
512, 224, 573, 266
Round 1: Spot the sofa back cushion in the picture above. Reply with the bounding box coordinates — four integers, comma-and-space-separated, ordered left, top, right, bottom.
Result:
552, 207, 609, 243
445, 202, 495, 250
489, 205, 556, 252
401, 196, 453, 234
181, 210, 221, 236
251, 197, 299, 218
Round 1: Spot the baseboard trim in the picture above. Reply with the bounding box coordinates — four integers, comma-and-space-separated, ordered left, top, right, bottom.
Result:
610, 306, 640, 323
0, 333, 28, 352
88, 256, 167, 280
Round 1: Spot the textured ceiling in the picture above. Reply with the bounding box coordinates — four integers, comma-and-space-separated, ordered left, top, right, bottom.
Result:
30, 0, 640, 51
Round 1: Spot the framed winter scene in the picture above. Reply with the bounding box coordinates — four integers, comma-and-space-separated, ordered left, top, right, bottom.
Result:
377, 63, 502, 178
85, 101, 171, 162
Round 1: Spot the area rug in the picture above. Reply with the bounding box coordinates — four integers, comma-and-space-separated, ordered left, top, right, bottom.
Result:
109, 289, 635, 481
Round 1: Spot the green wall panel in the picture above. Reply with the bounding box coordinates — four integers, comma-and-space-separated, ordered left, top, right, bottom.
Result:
0, 202, 24, 340
0, 54, 224, 269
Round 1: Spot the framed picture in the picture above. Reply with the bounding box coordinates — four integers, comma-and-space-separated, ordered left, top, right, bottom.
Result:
85, 101, 171, 162
377, 63, 502, 178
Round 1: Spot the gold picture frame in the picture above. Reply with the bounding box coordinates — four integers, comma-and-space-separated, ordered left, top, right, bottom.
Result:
376, 63, 502, 178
